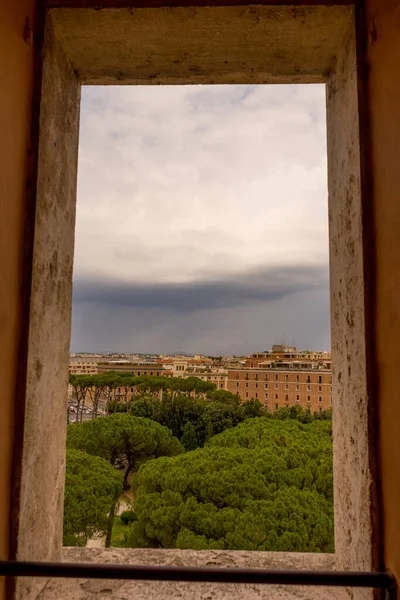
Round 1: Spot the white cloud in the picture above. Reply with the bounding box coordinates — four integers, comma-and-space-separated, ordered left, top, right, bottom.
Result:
75, 84, 328, 285
72, 84, 330, 353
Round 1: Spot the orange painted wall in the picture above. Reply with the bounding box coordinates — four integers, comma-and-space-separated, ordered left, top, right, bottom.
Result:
0, 0, 35, 596
364, 0, 400, 582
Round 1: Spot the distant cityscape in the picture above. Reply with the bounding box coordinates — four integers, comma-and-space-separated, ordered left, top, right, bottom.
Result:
69, 344, 332, 413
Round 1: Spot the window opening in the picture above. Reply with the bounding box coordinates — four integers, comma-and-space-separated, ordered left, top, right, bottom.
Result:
66, 83, 332, 556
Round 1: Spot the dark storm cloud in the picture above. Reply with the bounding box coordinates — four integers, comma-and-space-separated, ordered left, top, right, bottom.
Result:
73, 264, 329, 313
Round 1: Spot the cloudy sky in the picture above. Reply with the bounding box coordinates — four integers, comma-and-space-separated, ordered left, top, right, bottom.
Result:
71, 84, 330, 355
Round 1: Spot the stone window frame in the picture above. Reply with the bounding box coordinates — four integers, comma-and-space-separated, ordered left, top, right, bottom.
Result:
10, 3, 380, 600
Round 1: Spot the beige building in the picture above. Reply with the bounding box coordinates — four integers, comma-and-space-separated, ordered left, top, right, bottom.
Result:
69, 358, 98, 375
171, 359, 189, 377
245, 346, 331, 369
187, 369, 228, 390
96, 361, 164, 377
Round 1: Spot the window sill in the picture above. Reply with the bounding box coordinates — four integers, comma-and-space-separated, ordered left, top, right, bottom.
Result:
37, 547, 338, 600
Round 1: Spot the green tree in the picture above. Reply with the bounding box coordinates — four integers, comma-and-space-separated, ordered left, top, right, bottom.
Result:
180, 422, 199, 451
66, 413, 183, 490
69, 374, 92, 422
63, 449, 123, 547
129, 392, 244, 447
241, 398, 266, 419
126, 417, 334, 552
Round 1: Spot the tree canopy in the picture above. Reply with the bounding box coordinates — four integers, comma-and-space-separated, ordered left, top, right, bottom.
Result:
126, 393, 263, 449
69, 373, 220, 422
63, 449, 123, 546
126, 418, 334, 552
121, 393, 331, 450
66, 413, 183, 489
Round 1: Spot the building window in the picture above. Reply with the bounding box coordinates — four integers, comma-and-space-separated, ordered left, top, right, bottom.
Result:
296, 374, 300, 382
285, 394, 289, 401
236, 382, 240, 388
275, 394, 278, 400
318, 406, 323, 412
265, 393, 268, 400
296, 395, 300, 402
236, 373, 239, 379
318, 396, 323, 403
275, 383, 279, 390
264, 383, 268, 389
220, 383, 223, 388
307, 385, 311, 391
275, 374, 278, 381
319, 375, 322, 383
319, 385, 322, 392
285, 374, 288, 382
296, 384, 300, 391
307, 396, 311, 403
285, 384, 289, 390
275, 403, 279, 410
264, 374, 268, 381
245, 392, 249, 398
245, 382, 249, 388
255, 383, 258, 389
330, 397, 333, 403
255, 373, 259, 380
255, 393, 258, 398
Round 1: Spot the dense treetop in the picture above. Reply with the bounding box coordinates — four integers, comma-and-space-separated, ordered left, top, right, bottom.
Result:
66, 414, 183, 488
63, 449, 123, 547
126, 393, 246, 449
117, 393, 332, 450
66, 374, 333, 553
126, 417, 334, 552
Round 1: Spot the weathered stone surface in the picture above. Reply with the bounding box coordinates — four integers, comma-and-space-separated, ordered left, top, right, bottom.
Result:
50, 5, 352, 85
12, 15, 81, 600
326, 16, 378, 600
37, 548, 338, 600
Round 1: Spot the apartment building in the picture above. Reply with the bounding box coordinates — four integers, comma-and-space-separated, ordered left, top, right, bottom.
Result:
157, 357, 228, 388
69, 357, 98, 375
227, 368, 332, 412
186, 369, 228, 390
96, 361, 164, 377
245, 346, 331, 370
